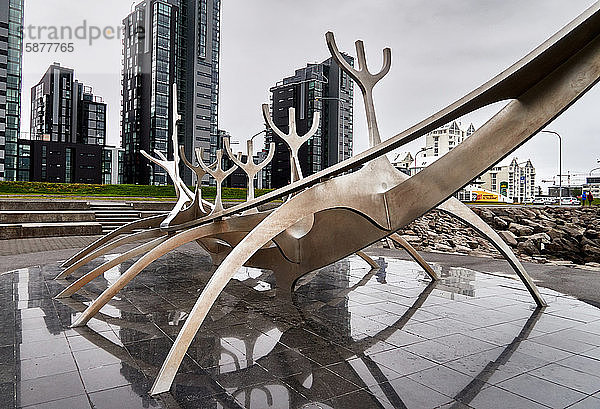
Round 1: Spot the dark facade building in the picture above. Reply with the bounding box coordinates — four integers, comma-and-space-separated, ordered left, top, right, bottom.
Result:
22, 63, 107, 183
30, 63, 107, 146
0, 0, 24, 181
20, 140, 103, 184
266, 56, 354, 188
121, 0, 220, 186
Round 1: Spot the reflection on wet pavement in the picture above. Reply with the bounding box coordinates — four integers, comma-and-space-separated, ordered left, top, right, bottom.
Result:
1, 248, 600, 408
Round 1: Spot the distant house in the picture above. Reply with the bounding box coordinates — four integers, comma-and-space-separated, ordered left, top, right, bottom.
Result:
391, 152, 413, 175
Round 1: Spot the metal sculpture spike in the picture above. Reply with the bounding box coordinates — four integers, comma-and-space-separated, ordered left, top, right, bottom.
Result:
262, 105, 319, 183
326, 32, 390, 147
139, 83, 197, 228
55, 2, 600, 397
195, 148, 238, 214
223, 136, 275, 203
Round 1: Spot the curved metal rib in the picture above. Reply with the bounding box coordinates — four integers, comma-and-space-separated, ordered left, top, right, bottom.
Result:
55, 228, 166, 279
55, 236, 169, 299
437, 200, 545, 306
60, 214, 166, 268
355, 251, 381, 270
70, 219, 260, 328
387, 233, 439, 280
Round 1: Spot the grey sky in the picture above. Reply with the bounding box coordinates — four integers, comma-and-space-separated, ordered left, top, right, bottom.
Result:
21, 0, 600, 189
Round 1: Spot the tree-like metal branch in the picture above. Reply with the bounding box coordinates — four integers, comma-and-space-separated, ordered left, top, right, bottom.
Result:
223, 136, 275, 202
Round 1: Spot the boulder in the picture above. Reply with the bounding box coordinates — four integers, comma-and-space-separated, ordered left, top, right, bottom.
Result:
434, 243, 454, 253
583, 244, 600, 263
547, 228, 565, 241
521, 220, 549, 233
498, 230, 518, 247
466, 240, 479, 249
518, 239, 540, 256
400, 234, 421, 243
529, 233, 552, 245
494, 217, 509, 229
509, 223, 535, 237
455, 245, 472, 254
476, 209, 495, 222
560, 225, 585, 240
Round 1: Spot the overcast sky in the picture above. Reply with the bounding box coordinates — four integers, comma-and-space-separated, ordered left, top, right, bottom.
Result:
21, 0, 600, 190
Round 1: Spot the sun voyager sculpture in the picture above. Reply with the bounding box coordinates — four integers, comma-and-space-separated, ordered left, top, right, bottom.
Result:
55, 3, 600, 396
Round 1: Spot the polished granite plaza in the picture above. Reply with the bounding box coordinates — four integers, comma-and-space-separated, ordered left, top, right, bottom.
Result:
2, 246, 600, 409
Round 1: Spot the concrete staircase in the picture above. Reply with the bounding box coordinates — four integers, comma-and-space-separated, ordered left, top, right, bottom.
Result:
0, 200, 171, 239
88, 202, 170, 233
0, 201, 102, 240
88, 202, 142, 234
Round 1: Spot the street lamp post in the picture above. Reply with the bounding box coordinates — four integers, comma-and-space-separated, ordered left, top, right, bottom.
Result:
249, 129, 266, 142
413, 147, 432, 176
541, 130, 562, 205
589, 159, 600, 175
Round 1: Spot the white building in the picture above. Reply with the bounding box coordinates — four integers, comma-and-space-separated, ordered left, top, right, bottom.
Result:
408, 121, 474, 176
479, 158, 536, 203
102, 146, 124, 185
424, 120, 475, 158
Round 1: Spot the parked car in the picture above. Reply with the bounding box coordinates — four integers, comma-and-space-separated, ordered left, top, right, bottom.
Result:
529, 197, 555, 205
560, 197, 579, 205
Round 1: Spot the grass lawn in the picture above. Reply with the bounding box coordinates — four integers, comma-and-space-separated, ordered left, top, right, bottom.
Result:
0, 181, 273, 200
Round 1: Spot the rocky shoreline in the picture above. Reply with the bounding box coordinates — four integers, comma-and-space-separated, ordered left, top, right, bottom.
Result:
395, 206, 600, 267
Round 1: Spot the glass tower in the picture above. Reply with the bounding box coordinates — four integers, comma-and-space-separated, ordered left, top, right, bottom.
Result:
121, 0, 220, 186
266, 56, 354, 189
0, 0, 24, 181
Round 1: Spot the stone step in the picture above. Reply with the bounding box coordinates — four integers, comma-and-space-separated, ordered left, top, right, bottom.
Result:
0, 222, 103, 240
88, 203, 133, 209
0, 200, 172, 240
0, 211, 96, 224
0, 200, 91, 211
94, 213, 142, 218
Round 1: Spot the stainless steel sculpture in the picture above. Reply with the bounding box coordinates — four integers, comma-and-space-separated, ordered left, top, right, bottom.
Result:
54, 2, 600, 396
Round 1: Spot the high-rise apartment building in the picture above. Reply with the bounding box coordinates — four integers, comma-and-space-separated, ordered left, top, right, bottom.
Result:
411, 120, 475, 175
121, 0, 220, 186
30, 63, 106, 146
266, 56, 354, 189
22, 63, 107, 183
0, 0, 24, 181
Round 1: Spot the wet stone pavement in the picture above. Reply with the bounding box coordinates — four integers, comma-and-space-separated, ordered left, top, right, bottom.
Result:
1, 247, 600, 408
